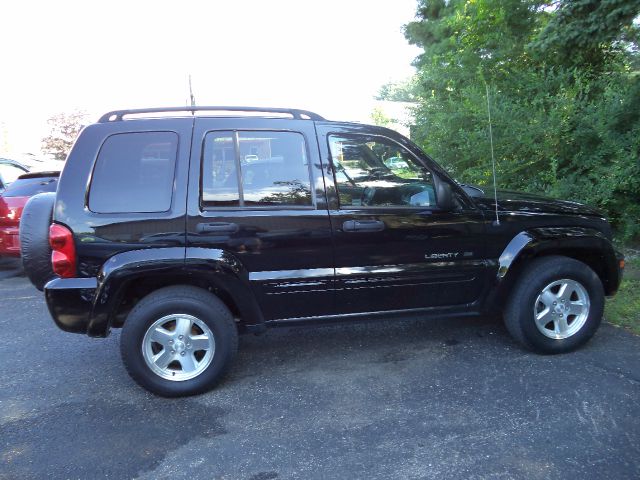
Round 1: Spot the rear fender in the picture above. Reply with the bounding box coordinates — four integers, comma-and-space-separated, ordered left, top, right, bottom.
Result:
183, 247, 264, 328
87, 247, 262, 336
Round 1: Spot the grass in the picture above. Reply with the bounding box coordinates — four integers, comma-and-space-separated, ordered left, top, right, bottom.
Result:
605, 254, 640, 335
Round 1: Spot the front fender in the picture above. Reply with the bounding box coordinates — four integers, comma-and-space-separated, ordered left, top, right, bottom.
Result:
495, 227, 622, 297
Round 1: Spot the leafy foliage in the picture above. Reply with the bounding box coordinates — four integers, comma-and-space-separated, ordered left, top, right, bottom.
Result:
370, 107, 394, 127
532, 0, 640, 70
41, 111, 88, 161
376, 78, 419, 102
605, 256, 640, 334
404, 0, 640, 240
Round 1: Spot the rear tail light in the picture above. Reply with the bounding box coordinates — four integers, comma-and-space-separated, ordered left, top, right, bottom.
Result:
49, 223, 77, 278
0, 196, 29, 227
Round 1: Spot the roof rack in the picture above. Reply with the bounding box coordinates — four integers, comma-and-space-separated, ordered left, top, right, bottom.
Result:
98, 106, 325, 123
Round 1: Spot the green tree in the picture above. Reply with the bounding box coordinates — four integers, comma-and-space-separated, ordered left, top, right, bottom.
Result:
403, 0, 640, 240
41, 111, 88, 161
532, 0, 640, 71
370, 107, 394, 127
376, 77, 419, 102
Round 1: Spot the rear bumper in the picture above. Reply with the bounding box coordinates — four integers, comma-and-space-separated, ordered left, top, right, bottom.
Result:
0, 226, 20, 256
44, 277, 98, 334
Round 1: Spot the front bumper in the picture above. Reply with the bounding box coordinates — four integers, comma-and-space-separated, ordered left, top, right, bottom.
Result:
613, 250, 625, 295
44, 277, 98, 334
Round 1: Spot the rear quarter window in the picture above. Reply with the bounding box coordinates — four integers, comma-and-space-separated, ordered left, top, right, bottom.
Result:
88, 132, 178, 213
2, 175, 58, 197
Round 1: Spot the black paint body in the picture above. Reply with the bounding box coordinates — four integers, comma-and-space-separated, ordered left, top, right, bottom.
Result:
45, 112, 623, 337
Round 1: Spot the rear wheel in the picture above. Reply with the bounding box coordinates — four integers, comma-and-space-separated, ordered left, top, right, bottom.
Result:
120, 286, 238, 396
504, 256, 604, 354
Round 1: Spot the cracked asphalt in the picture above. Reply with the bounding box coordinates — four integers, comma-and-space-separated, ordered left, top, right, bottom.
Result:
1, 257, 639, 479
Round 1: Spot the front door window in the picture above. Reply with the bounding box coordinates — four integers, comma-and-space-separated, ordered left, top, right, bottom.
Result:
328, 135, 436, 208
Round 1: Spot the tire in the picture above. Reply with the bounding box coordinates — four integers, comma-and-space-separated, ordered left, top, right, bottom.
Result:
504, 255, 604, 354
19, 192, 56, 291
120, 285, 238, 397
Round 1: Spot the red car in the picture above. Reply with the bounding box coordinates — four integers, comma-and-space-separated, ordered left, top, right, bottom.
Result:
0, 171, 59, 256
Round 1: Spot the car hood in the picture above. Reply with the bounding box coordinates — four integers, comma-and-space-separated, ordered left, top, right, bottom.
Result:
472, 189, 603, 217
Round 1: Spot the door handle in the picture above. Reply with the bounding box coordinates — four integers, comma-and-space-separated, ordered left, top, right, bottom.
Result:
196, 222, 239, 234
342, 220, 385, 232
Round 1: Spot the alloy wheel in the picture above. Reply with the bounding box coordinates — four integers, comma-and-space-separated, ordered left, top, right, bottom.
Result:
141, 314, 215, 381
533, 279, 590, 340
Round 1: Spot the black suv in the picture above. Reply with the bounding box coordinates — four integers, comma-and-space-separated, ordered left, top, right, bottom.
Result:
20, 106, 624, 396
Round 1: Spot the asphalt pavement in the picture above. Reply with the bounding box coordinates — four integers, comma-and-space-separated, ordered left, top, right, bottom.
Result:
0, 260, 639, 480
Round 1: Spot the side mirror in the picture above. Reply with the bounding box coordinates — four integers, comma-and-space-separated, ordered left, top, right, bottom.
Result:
435, 177, 455, 211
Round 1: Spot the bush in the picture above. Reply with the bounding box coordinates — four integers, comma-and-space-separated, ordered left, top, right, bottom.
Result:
404, 0, 640, 241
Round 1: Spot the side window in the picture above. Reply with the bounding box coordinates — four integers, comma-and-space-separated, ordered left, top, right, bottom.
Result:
328, 135, 436, 208
202, 131, 312, 208
89, 132, 178, 213
201, 132, 239, 207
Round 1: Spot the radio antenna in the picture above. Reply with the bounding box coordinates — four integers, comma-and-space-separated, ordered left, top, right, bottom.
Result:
485, 82, 500, 226
188, 74, 196, 107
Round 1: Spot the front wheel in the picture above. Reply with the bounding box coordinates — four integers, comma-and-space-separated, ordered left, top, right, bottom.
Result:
120, 286, 238, 397
504, 256, 604, 354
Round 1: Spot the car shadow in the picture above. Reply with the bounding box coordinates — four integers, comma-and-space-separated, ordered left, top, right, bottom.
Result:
229, 313, 513, 381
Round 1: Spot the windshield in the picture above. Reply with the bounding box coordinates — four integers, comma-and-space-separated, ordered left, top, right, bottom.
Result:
0, 163, 28, 187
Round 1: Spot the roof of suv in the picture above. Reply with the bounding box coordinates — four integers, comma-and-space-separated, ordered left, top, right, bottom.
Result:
93, 106, 406, 146
98, 106, 326, 123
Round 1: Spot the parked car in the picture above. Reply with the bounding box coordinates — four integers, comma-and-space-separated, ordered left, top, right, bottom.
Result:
19, 106, 624, 397
384, 156, 409, 170
0, 158, 29, 193
1, 153, 64, 173
0, 171, 59, 256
